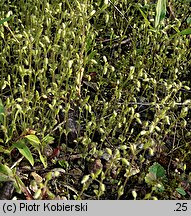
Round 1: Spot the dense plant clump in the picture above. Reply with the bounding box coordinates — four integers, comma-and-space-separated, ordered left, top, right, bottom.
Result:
0, 0, 191, 200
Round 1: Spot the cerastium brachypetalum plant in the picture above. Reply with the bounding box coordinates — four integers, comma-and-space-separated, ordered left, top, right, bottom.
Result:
0, 0, 191, 200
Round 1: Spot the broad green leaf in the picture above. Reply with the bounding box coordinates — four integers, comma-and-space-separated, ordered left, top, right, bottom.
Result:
0, 164, 14, 177
176, 187, 186, 196
0, 16, 12, 25
155, 0, 166, 28
13, 140, 34, 166
0, 99, 5, 124
42, 135, 54, 145
25, 134, 41, 145
145, 162, 166, 185
178, 28, 191, 35
25, 135, 48, 168
149, 162, 166, 178
171, 28, 191, 39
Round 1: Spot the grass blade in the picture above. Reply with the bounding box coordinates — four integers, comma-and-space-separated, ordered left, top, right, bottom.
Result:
155, 0, 167, 28
0, 99, 5, 124
0, 16, 12, 25
136, 4, 154, 30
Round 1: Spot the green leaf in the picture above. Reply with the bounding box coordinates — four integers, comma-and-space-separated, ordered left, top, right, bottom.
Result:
155, 0, 166, 28
149, 162, 166, 178
136, 5, 154, 30
0, 99, 5, 124
0, 164, 14, 177
0, 173, 13, 182
81, 175, 90, 184
0, 145, 5, 152
38, 150, 47, 168
171, 28, 191, 39
14, 175, 29, 195
156, 183, 165, 192
0, 145, 13, 154
0, 16, 12, 25
0, 164, 15, 182
118, 185, 124, 198
42, 135, 54, 145
25, 134, 41, 146
145, 162, 166, 185
176, 187, 186, 196
58, 160, 68, 168
178, 28, 191, 35
13, 140, 34, 166
187, 17, 191, 25
25, 135, 47, 168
